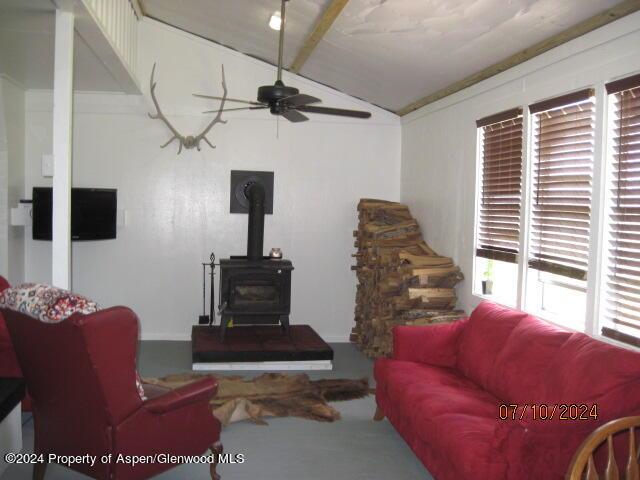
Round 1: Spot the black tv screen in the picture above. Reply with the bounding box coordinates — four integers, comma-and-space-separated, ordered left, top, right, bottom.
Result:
32, 187, 117, 241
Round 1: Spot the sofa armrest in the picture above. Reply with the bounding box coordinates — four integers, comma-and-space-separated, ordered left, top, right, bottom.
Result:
144, 377, 217, 414
393, 318, 468, 367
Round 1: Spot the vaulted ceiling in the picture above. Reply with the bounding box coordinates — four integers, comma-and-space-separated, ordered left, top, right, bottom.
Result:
139, 0, 635, 114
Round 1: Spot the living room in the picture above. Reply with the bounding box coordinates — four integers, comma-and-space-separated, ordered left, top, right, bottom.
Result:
0, 1, 639, 479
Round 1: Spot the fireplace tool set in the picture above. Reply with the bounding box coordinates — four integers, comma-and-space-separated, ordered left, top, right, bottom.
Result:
199, 252, 217, 326
198, 180, 293, 341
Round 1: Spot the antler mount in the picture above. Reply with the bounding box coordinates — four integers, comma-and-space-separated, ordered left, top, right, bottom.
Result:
148, 63, 228, 154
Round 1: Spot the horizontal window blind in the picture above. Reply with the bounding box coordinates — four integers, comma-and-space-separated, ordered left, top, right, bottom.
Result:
603, 74, 640, 343
529, 89, 595, 280
476, 108, 524, 263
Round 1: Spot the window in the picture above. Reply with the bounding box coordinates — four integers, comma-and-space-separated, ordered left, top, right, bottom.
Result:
473, 79, 640, 345
475, 108, 524, 305
602, 73, 640, 347
525, 89, 596, 330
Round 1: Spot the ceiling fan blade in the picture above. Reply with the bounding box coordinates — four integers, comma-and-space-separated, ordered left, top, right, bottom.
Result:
202, 106, 269, 113
296, 105, 372, 119
193, 94, 264, 106
281, 109, 309, 123
280, 93, 321, 107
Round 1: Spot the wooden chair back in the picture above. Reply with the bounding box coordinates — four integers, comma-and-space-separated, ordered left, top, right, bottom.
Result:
566, 416, 640, 480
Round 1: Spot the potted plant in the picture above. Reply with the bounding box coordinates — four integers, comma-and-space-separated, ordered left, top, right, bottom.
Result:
482, 260, 494, 295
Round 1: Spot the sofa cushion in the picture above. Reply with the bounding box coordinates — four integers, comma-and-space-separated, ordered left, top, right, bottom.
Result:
488, 314, 572, 403
385, 363, 499, 420
548, 332, 640, 416
433, 413, 509, 480
456, 301, 527, 392
375, 358, 508, 479
0, 283, 99, 323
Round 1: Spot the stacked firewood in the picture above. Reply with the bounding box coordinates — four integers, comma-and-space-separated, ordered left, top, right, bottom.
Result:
351, 199, 465, 358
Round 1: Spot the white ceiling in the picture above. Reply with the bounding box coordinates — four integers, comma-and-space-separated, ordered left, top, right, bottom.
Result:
141, 0, 330, 71
141, 0, 622, 112
0, 0, 123, 92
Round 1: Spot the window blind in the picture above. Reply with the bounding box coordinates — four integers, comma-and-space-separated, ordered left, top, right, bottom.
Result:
476, 107, 524, 263
529, 89, 596, 280
603, 73, 640, 344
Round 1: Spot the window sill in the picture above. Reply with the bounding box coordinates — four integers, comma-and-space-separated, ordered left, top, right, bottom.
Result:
471, 294, 582, 332
471, 292, 516, 309
597, 330, 640, 352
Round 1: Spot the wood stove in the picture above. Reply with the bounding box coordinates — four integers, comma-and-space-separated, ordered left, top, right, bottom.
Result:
218, 181, 293, 340
218, 257, 292, 340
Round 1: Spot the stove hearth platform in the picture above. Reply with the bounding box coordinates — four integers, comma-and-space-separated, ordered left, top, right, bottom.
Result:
191, 325, 334, 371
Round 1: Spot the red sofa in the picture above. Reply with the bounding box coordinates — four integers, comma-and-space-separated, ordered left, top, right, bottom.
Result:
374, 301, 640, 480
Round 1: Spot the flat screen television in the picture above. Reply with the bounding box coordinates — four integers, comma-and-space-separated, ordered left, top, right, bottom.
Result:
32, 187, 117, 241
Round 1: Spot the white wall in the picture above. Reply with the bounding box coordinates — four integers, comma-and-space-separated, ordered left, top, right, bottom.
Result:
0, 79, 6, 279
0, 75, 25, 284
24, 18, 401, 341
400, 12, 640, 315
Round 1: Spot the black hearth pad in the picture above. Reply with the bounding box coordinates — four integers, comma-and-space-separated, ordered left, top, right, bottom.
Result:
191, 325, 334, 363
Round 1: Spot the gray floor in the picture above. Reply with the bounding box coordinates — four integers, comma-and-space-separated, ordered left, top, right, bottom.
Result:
2, 342, 431, 480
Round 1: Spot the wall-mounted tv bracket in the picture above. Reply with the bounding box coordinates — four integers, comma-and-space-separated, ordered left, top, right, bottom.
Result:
10, 199, 34, 227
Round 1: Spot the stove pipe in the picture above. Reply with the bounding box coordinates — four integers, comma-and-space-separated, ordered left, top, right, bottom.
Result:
246, 182, 265, 261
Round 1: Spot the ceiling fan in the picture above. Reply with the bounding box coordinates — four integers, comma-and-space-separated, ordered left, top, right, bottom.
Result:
193, 0, 371, 123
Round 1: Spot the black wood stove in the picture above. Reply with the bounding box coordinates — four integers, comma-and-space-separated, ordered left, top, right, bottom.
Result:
218, 182, 293, 341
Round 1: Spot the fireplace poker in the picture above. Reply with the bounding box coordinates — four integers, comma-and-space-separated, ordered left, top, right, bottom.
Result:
209, 252, 216, 326
199, 252, 218, 326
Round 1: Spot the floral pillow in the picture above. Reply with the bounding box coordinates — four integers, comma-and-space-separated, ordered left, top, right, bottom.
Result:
0, 283, 147, 401
0, 283, 99, 323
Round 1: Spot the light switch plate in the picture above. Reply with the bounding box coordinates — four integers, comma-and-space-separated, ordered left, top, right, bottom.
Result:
117, 210, 127, 227
42, 154, 53, 177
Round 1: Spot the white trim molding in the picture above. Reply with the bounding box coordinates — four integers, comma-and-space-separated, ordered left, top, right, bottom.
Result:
192, 360, 333, 371
51, 10, 75, 290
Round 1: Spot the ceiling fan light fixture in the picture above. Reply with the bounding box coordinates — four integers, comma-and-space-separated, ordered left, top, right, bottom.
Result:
196, 0, 371, 123
269, 11, 282, 31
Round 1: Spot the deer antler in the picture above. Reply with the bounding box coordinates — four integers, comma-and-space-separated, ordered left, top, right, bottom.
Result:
193, 65, 227, 150
148, 63, 184, 153
148, 63, 227, 154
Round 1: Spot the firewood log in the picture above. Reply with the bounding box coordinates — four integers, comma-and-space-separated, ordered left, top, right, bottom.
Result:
350, 198, 466, 358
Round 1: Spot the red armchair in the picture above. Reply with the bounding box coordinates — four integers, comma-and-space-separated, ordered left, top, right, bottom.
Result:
1, 305, 222, 480
0, 276, 21, 379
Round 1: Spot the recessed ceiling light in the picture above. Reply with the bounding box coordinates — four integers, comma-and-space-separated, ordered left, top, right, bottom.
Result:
269, 11, 282, 31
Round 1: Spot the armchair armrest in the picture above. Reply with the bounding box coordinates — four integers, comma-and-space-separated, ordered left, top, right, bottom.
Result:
144, 377, 217, 414
393, 318, 468, 367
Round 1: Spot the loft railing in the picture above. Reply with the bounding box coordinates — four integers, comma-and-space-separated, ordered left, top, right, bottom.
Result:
81, 0, 140, 82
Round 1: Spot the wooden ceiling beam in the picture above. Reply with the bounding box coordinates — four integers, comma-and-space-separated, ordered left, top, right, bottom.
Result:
289, 0, 350, 74
129, 0, 145, 20
397, 0, 640, 117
